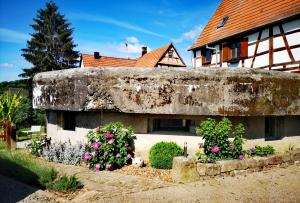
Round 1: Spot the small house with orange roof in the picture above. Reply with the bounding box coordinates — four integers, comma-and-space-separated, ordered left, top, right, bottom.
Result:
189, 0, 300, 73
80, 43, 186, 68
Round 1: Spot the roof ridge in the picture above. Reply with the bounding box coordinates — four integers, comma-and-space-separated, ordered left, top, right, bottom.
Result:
81, 53, 137, 61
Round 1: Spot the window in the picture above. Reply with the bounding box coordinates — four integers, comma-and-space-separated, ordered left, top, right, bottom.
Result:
217, 16, 229, 29
168, 49, 174, 58
201, 48, 212, 65
223, 38, 248, 62
231, 42, 241, 60
62, 112, 76, 131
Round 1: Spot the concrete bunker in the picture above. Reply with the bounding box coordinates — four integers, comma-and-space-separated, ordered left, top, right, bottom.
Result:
33, 67, 300, 143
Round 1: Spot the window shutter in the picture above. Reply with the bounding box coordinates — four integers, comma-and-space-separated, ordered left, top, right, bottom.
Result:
240, 38, 248, 58
201, 49, 206, 65
223, 43, 229, 62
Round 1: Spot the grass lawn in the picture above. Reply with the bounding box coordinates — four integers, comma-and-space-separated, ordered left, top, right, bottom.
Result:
0, 141, 57, 188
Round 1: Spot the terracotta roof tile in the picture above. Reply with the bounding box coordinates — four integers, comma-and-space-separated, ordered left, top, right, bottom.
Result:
190, 0, 300, 49
81, 54, 137, 67
135, 43, 171, 67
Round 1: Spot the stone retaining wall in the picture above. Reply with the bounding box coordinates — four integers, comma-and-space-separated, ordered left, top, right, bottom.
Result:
172, 150, 300, 183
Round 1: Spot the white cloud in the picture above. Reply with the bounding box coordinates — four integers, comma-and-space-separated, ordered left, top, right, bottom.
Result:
0, 63, 14, 68
125, 36, 139, 44
0, 28, 29, 44
173, 26, 202, 43
70, 13, 166, 38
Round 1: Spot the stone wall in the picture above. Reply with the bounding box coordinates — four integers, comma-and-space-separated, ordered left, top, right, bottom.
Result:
172, 150, 300, 183
33, 67, 300, 116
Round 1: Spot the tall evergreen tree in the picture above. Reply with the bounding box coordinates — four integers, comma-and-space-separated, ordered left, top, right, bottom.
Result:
20, 1, 79, 78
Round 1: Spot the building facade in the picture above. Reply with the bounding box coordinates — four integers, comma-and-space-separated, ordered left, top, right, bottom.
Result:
190, 0, 300, 73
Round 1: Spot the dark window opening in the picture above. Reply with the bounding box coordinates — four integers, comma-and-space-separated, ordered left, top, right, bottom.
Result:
217, 16, 229, 29
168, 49, 174, 58
230, 42, 241, 61
153, 119, 191, 132
202, 48, 212, 65
223, 38, 248, 62
205, 50, 211, 63
63, 112, 76, 131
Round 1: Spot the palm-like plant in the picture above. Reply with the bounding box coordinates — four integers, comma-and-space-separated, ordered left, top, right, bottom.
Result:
0, 91, 22, 146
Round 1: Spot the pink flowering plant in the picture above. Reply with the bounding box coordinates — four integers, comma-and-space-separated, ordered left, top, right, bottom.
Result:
83, 122, 135, 171
196, 118, 245, 163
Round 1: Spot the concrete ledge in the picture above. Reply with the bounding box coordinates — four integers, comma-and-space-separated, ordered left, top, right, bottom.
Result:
172, 150, 300, 182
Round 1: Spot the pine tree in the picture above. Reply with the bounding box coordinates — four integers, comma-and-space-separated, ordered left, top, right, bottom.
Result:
20, 1, 79, 78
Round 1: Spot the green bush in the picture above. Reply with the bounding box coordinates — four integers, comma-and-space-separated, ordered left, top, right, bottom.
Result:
250, 145, 275, 157
196, 118, 245, 162
47, 175, 83, 192
149, 142, 183, 169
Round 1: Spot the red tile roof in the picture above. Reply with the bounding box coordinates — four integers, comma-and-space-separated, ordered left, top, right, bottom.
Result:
190, 0, 300, 50
135, 43, 171, 67
81, 54, 137, 67
81, 43, 185, 68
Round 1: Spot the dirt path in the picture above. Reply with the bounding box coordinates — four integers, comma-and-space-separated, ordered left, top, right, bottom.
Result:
15, 163, 300, 202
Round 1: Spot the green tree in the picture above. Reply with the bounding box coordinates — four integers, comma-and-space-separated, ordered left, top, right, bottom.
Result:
20, 1, 79, 78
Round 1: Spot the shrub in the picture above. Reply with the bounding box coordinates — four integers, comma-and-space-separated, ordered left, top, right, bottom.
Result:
149, 142, 183, 169
47, 175, 83, 192
196, 118, 245, 162
42, 140, 85, 165
83, 122, 135, 171
28, 134, 49, 156
249, 145, 275, 157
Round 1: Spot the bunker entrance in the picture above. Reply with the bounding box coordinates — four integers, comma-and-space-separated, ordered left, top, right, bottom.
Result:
153, 119, 191, 132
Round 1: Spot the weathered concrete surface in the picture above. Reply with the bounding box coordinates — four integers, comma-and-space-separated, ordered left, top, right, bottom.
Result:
33, 67, 300, 116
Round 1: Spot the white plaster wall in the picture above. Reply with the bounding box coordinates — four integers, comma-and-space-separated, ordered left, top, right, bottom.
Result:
211, 45, 220, 65
257, 40, 269, 53
248, 44, 256, 57
273, 36, 285, 49
291, 47, 300, 61
286, 32, 300, 46
253, 53, 269, 67
194, 50, 202, 68
274, 50, 290, 64
244, 58, 252, 68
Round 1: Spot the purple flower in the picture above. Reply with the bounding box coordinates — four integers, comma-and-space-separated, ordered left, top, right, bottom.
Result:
83, 152, 92, 161
92, 142, 101, 150
104, 151, 109, 157
94, 127, 99, 132
105, 132, 114, 139
212, 146, 220, 153
116, 153, 121, 158
106, 164, 113, 170
230, 144, 235, 150
95, 164, 100, 172
82, 143, 88, 148
125, 143, 129, 147
127, 154, 132, 159
108, 139, 115, 145
239, 154, 244, 160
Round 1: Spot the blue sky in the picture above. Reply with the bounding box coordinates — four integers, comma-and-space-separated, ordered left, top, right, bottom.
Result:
0, 0, 221, 82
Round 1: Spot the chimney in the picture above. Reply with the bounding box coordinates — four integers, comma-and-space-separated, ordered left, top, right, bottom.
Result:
94, 52, 100, 59
141, 46, 147, 56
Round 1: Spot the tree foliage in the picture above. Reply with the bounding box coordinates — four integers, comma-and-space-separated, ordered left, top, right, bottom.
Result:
21, 1, 79, 78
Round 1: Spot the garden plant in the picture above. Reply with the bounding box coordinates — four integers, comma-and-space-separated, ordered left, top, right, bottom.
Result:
196, 117, 245, 163
149, 142, 183, 169
83, 122, 135, 171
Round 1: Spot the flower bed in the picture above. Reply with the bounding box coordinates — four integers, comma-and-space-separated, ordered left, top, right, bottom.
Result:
172, 149, 300, 183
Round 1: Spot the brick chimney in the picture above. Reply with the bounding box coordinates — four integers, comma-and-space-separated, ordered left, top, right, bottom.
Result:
94, 52, 100, 59
141, 46, 147, 56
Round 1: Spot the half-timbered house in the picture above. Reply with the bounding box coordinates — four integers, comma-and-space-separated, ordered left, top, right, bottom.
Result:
190, 0, 300, 73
